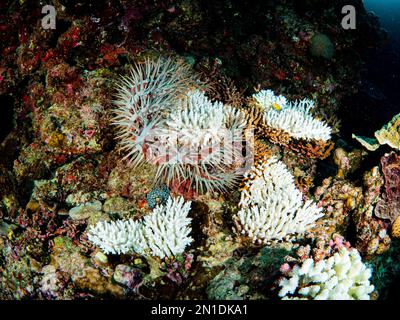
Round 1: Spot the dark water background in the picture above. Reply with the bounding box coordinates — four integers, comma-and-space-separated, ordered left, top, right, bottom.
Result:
363, 0, 400, 41
364, 0, 400, 42
362, 0, 400, 300
356, 0, 400, 133
363, 0, 400, 82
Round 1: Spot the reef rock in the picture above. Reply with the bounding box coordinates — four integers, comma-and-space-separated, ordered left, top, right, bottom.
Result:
68, 201, 102, 220
50, 237, 124, 297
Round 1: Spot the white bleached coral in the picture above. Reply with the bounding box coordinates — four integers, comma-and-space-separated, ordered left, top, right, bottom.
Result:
253, 89, 287, 111
239, 157, 299, 208
87, 218, 144, 255
253, 89, 332, 141
165, 90, 227, 148
278, 248, 375, 300
139, 196, 193, 259
87, 196, 193, 258
234, 157, 323, 244
154, 89, 249, 193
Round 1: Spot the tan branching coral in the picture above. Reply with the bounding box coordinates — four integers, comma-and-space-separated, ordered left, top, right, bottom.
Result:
206, 76, 245, 109
253, 139, 273, 164
241, 100, 264, 131
243, 101, 292, 147
288, 139, 334, 160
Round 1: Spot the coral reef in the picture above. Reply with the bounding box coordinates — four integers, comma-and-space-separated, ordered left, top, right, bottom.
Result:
353, 167, 391, 257
206, 244, 291, 300
0, 0, 397, 301
374, 152, 400, 224
392, 218, 400, 238
312, 177, 362, 242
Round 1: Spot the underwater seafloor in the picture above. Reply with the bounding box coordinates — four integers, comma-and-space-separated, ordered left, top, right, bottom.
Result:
1, 0, 400, 300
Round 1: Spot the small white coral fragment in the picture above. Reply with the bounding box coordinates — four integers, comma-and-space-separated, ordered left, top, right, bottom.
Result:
278, 248, 375, 300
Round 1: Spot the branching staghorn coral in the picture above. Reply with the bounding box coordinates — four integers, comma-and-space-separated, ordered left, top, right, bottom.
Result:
278, 247, 374, 300
87, 197, 193, 259
234, 157, 323, 244
252, 89, 332, 142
